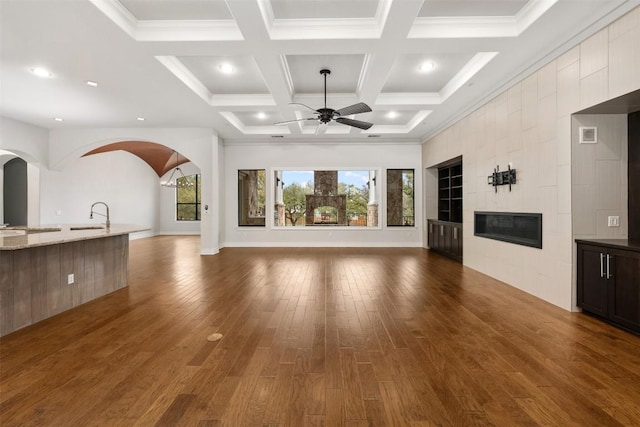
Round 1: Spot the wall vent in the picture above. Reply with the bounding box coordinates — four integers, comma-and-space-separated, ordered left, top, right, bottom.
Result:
579, 126, 597, 144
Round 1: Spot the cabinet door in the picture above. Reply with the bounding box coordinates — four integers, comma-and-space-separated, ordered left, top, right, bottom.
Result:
443, 223, 452, 255
436, 223, 445, 250
451, 224, 461, 258
577, 244, 608, 317
608, 248, 640, 331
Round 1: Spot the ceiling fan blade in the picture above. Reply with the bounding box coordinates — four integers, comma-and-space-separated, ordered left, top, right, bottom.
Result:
274, 117, 317, 125
335, 117, 373, 130
289, 102, 319, 113
334, 102, 372, 117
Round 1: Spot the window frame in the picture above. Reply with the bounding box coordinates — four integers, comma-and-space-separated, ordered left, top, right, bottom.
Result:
386, 168, 415, 227
176, 174, 201, 221
271, 168, 381, 230
238, 169, 266, 227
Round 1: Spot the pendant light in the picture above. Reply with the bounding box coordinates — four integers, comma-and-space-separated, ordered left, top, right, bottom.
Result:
160, 150, 194, 188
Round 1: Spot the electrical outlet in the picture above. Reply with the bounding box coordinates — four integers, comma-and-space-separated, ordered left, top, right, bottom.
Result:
607, 216, 620, 227
67, 273, 74, 285
56, 210, 62, 216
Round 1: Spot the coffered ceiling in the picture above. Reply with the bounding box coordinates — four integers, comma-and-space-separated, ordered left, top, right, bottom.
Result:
1, 0, 638, 143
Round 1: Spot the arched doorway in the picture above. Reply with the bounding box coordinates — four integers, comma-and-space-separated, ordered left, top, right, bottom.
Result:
2, 157, 27, 226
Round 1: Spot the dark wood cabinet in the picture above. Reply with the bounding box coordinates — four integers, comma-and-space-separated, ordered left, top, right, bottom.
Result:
430, 156, 463, 262
438, 159, 462, 223
428, 220, 462, 262
577, 240, 640, 333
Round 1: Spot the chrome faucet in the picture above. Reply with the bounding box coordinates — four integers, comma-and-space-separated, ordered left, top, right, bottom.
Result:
89, 202, 110, 229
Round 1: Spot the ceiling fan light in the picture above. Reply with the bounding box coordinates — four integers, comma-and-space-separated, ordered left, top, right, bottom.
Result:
387, 111, 398, 119
257, 112, 266, 120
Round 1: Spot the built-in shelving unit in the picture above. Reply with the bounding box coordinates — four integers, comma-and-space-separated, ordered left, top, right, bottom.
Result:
438, 159, 462, 223
430, 156, 463, 262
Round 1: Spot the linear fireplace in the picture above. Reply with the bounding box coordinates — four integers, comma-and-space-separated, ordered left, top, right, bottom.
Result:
474, 211, 542, 248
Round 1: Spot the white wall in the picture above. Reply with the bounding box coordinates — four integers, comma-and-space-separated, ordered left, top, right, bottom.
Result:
0, 116, 49, 164
421, 6, 640, 311
48, 127, 222, 254
40, 151, 159, 238
572, 115, 628, 240
0, 117, 49, 225
223, 141, 423, 247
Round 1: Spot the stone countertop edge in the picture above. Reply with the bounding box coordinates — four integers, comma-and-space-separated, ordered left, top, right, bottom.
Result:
0, 225, 150, 250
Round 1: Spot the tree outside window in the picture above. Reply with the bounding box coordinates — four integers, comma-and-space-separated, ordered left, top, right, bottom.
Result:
275, 170, 375, 227
176, 174, 201, 221
238, 170, 266, 226
386, 169, 414, 226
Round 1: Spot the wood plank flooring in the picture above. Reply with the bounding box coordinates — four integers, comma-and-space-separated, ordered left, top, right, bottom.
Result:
1, 235, 639, 426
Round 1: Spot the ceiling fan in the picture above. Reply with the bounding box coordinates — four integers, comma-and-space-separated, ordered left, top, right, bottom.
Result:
275, 69, 374, 131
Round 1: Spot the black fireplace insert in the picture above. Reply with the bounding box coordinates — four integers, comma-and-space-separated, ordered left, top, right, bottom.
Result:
474, 211, 542, 248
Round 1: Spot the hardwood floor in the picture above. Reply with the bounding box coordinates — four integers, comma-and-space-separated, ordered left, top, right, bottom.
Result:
1, 235, 639, 426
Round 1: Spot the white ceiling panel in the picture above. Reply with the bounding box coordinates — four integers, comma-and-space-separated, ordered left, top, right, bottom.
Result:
382, 53, 476, 93
286, 55, 365, 94
270, 0, 379, 19
418, 0, 529, 17
233, 111, 285, 126
2, 0, 638, 142
120, 0, 233, 20
366, 110, 414, 126
178, 56, 269, 94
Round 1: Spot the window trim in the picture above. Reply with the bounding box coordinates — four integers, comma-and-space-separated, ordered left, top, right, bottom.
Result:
385, 168, 415, 227
176, 174, 201, 222
271, 167, 382, 230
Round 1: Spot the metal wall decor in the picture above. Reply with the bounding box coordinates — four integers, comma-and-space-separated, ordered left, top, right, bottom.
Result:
488, 164, 516, 192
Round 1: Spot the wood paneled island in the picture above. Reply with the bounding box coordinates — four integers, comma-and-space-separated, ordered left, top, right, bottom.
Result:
0, 225, 147, 336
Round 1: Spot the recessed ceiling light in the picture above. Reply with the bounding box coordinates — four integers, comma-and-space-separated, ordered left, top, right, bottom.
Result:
31, 67, 52, 78
86, 80, 98, 87
219, 63, 234, 74
257, 112, 267, 120
387, 111, 398, 119
419, 62, 435, 73
137, 117, 145, 121
54, 117, 63, 122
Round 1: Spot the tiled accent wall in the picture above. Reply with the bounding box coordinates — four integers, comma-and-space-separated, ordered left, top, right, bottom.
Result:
422, 6, 640, 311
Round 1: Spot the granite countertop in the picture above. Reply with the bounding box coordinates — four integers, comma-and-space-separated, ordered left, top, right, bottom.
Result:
0, 224, 149, 250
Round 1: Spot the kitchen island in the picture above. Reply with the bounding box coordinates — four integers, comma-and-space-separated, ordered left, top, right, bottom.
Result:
0, 225, 148, 336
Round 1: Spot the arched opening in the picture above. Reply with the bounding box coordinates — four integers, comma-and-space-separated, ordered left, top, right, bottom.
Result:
79, 140, 203, 236
2, 157, 27, 226
0, 149, 40, 227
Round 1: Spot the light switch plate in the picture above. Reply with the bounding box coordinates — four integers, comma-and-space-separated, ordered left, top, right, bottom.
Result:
67, 273, 74, 285
607, 216, 620, 227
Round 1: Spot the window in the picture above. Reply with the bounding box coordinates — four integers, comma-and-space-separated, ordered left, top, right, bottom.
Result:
176, 174, 201, 221
386, 169, 414, 226
238, 170, 266, 226
273, 170, 378, 227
